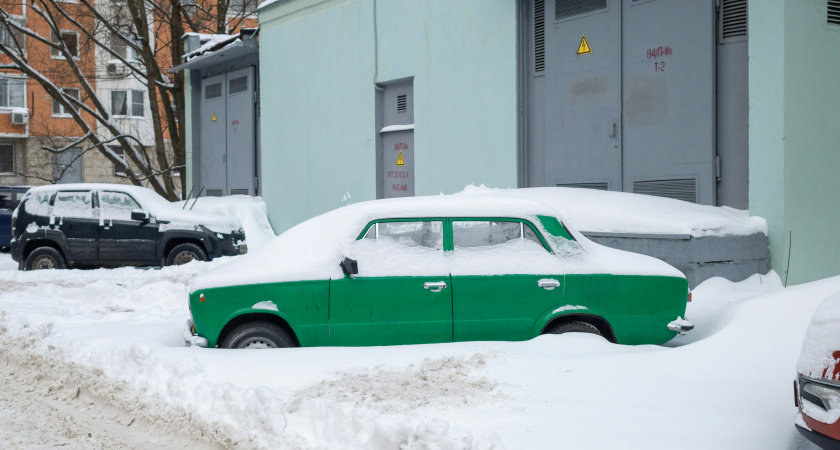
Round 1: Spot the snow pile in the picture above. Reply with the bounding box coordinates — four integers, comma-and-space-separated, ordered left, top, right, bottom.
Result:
193, 194, 682, 292
175, 196, 276, 250
797, 292, 840, 380
457, 185, 768, 237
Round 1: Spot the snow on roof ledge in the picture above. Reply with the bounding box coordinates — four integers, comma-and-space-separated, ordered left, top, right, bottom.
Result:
456, 185, 768, 238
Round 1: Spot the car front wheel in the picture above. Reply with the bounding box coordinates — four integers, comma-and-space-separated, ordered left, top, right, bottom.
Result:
166, 243, 207, 266
544, 320, 603, 337
221, 322, 297, 349
24, 247, 67, 271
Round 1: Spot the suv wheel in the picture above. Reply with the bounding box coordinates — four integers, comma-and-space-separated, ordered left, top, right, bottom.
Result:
166, 243, 207, 266
24, 247, 67, 271
221, 322, 296, 349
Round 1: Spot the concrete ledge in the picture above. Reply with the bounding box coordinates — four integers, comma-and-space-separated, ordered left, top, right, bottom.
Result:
583, 231, 771, 289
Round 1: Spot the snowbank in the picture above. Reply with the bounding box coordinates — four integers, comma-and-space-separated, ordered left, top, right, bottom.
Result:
175, 196, 276, 250
457, 185, 767, 237
192, 195, 682, 292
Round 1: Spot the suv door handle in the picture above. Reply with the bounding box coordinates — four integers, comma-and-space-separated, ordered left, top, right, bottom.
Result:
538, 279, 561, 290
423, 281, 447, 293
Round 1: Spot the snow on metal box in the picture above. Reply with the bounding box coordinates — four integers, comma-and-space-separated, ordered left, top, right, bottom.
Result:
188, 194, 690, 348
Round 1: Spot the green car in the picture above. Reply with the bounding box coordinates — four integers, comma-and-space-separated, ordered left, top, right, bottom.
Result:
185, 195, 692, 349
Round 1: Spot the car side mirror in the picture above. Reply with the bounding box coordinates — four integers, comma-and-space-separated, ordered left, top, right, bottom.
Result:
340, 257, 358, 275
131, 209, 150, 222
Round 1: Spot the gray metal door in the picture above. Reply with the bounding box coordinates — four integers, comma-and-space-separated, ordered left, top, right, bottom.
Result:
621, 0, 716, 204
200, 74, 227, 196
379, 80, 414, 198
544, 0, 622, 190
225, 67, 255, 196
54, 147, 82, 183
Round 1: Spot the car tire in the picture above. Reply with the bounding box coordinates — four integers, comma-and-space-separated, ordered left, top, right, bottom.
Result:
166, 243, 207, 266
544, 320, 602, 337
221, 322, 296, 349
24, 247, 67, 271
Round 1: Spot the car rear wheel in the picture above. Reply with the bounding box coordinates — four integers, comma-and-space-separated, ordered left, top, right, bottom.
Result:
544, 320, 603, 337
166, 243, 207, 266
24, 247, 67, 271
221, 322, 297, 349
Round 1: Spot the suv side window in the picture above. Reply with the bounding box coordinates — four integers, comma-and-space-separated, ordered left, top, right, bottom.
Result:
99, 191, 141, 221
52, 191, 94, 219
22, 192, 52, 216
452, 220, 547, 250
362, 221, 444, 250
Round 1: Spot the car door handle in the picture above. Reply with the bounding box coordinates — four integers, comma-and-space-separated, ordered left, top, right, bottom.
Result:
423, 281, 447, 293
538, 279, 561, 290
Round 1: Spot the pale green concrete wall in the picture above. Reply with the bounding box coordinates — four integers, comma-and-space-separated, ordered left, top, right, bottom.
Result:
750, 0, 840, 285
259, 0, 517, 233
375, 0, 518, 196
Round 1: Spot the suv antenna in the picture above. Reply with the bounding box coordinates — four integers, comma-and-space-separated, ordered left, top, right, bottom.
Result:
189, 186, 205, 211
182, 185, 196, 209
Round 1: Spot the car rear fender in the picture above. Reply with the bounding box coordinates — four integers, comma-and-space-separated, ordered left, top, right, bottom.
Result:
529, 305, 616, 343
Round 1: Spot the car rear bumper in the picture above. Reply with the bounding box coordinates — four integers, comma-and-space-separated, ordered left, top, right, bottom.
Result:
184, 319, 208, 348
797, 424, 840, 449
667, 317, 694, 335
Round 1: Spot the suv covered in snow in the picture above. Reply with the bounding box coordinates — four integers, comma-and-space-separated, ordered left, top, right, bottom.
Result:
10, 184, 246, 270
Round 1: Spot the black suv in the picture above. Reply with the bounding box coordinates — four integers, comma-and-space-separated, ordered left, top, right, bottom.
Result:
0, 186, 29, 251
11, 184, 246, 270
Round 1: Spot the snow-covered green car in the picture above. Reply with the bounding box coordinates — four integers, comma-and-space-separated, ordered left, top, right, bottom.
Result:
185, 195, 692, 349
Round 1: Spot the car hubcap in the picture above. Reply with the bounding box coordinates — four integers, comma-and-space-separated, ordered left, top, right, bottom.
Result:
241, 338, 276, 349
173, 251, 198, 265
32, 255, 56, 270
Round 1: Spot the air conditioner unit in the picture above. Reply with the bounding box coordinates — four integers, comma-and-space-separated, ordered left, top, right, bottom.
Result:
11, 111, 28, 125
106, 61, 128, 76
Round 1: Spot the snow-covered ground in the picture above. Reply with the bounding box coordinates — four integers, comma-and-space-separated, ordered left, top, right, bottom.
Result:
0, 247, 831, 448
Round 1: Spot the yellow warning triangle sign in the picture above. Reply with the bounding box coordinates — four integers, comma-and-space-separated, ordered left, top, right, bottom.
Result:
577, 35, 592, 55
396, 151, 405, 166
212, 112, 217, 122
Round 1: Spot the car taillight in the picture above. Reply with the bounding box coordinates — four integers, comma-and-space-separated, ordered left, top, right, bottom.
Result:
688, 292, 692, 303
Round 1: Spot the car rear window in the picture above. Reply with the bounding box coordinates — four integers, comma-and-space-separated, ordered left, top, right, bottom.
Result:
452, 220, 545, 250
22, 192, 52, 216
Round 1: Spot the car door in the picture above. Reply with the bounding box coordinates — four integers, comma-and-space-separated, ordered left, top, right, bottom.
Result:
329, 219, 452, 346
97, 190, 158, 262
449, 219, 564, 342
50, 190, 97, 261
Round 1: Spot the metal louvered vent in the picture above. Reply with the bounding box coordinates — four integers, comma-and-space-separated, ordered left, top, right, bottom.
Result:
557, 182, 609, 190
256, 69, 261, 118
397, 94, 407, 113
205, 82, 222, 100
633, 179, 697, 203
534, 0, 545, 73
721, 0, 747, 39
829, 0, 840, 25
206, 189, 223, 197
556, 0, 607, 21
230, 189, 249, 195
229, 76, 248, 95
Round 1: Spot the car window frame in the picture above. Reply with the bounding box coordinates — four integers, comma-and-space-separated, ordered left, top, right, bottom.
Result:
357, 217, 552, 253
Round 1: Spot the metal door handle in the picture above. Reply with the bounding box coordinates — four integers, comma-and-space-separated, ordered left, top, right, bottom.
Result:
610, 122, 617, 139
538, 279, 561, 290
423, 281, 447, 293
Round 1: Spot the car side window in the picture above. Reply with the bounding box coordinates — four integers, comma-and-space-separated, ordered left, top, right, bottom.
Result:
22, 192, 52, 216
0, 192, 14, 209
100, 191, 141, 221
52, 191, 93, 219
452, 220, 546, 250
363, 221, 444, 250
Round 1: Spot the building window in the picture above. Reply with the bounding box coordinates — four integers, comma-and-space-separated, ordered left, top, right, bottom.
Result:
111, 90, 144, 117
0, 77, 25, 108
229, 0, 259, 15
110, 31, 139, 61
51, 30, 79, 58
52, 88, 80, 117
0, 144, 13, 173
0, 20, 25, 51
109, 145, 126, 175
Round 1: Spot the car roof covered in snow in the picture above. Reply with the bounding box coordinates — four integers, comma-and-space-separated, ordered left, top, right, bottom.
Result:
191, 193, 684, 292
